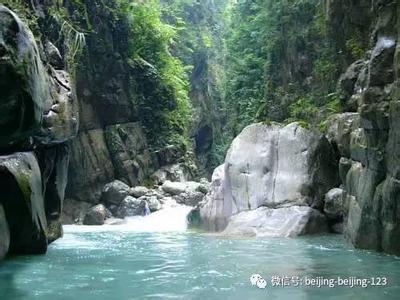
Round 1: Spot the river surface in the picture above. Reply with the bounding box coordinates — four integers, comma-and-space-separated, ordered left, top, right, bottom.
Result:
0, 205, 399, 299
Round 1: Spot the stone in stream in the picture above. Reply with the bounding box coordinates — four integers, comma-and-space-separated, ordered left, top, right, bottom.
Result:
101, 180, 131, 206
83, 204, 111, 226
138, 195, 161, 212
192, 122, 339, 236
116, 196, 150, 218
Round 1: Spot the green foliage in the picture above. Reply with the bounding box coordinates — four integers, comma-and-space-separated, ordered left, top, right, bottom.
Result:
346, 37, 366, 59
115, 0, 192, 147
288, 96, 319, 124
221, 0, 347, 140
2, 0, 38, 32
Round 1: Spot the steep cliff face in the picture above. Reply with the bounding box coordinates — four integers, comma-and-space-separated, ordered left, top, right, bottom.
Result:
334, 0, 400, 255
0, 0, 199, 258
162, 0, 226, 176
63, 1, 154, 203
59, 0, 198, 203
0, 3, 78, 258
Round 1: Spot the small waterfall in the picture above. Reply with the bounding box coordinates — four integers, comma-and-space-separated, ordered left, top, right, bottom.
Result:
64, 199, 193, 233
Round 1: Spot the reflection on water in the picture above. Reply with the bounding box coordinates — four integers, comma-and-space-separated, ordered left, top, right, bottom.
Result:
0, 228, 399, 300
1, 205, 400, 300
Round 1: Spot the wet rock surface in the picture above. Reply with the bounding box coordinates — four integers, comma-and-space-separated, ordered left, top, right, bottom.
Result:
337, 1, 400, 254
101, 180, 132, 207
0, 204, 10, 259
0, 153, 48, 255
116, 197, 149, 218
221, 206, 329, 237
0, 5, 77, 259
83, 204, 111, 226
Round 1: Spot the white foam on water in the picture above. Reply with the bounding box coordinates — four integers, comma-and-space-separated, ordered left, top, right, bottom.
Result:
52, 232, 100, 249
63, 199, 193, 234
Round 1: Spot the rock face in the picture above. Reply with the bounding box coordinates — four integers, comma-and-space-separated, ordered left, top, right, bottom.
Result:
62, 199, 92, 225
324, 188, 345, 220
331, 1, 400, 255
63, 1, 197, 204
0, 5, 77, 259
194, 122, 339, 236
326, 113, 360, 158
0, 6, 46, 150
0, 153, 47, 254
0, 204, 10, 259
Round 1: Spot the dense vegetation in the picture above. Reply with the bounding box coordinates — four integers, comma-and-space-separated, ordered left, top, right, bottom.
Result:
117, 0, 192, 147
160, 0, 227, 171
223, 0, 368, 137
1, 0, 370, 172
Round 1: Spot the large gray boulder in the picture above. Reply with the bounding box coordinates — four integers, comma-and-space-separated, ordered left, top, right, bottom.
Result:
101, 180, 131, 206
0, 152, 48, 254
222, 206, 328, 237
195, 122, 338, 235
116, 196, 149, 218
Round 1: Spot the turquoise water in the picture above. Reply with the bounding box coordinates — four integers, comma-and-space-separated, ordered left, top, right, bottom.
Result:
1, 225, 400, 299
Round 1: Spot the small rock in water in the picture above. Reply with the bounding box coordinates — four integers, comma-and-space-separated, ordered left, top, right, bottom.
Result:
83, 204, 110, 225
116, 196, 149, 218
139, 195, 161, 212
